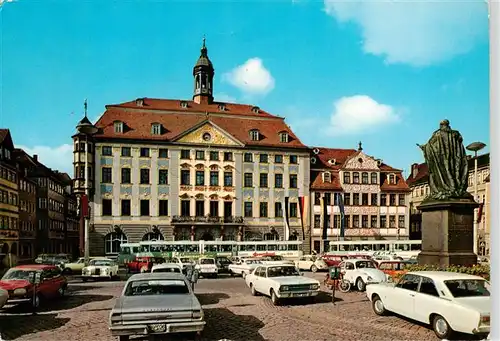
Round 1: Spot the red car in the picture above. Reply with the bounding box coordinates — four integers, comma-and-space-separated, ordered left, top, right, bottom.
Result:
0, 264, 68, 308
126, 256, 165, 273
321, 255, 348, 267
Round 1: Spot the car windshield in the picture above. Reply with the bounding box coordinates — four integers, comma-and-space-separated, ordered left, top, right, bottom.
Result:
445, 279, 490, 298
269, 256, 283, 261
89, 260, 113, 266
2, 269, 38, 281
267, 266, 300, 277
152, 267, 181, 273
125, 279, 189, 296
180, 258, 191, 263
356, 261, 376, 269
200, 259, 215, 265
217, 258, 231, 264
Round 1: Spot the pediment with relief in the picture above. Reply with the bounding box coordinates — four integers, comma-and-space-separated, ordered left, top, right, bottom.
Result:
175, 122, 243, 146
344, 152, 379, 170
209, 165, 219, 171
180, 163, 191, 169
179, 193, 191, 199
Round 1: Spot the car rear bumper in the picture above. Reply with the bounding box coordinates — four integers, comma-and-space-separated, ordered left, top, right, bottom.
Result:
472, 326, 490, 335
6, 298, 31, 304
82, 275, 111, 278
110, 321, 206, 336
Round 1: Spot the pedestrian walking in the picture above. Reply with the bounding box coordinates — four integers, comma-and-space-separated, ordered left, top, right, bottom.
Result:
191, 267, 199, 291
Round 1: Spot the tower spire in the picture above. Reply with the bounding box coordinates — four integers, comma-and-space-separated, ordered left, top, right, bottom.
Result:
358, 141, 363, 151
84, 99, 88, 118
193, 37, 214, 105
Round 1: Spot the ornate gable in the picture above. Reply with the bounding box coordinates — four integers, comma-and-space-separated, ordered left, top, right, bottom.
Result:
343, 152, 379, 170
174, 121, 243, 146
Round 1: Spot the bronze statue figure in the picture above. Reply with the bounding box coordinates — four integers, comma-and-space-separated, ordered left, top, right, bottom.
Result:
417, 119, 471, 201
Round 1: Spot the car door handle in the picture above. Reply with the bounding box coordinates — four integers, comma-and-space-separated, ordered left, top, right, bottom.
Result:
409, 294, 415, 297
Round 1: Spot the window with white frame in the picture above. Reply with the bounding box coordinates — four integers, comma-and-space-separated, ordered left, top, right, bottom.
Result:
104, 232, 128, 254
114, 121, 123, 133
151, 123, 162, 135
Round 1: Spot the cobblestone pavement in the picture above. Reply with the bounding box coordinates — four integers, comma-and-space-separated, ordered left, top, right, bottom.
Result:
0, 273, 481, 341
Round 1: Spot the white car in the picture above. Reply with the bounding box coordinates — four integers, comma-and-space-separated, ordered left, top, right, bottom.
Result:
339, 259, 387, 291
366, 271, 490, 339
245, 264, 320, 305
0, 288, 8, 309
174, 257, 195, 270
194, 258, 218, 278
151, 263, 183, 274
372, 254, 404, 264
228, 258, 262, 278
82, 258, 119, 281
295, 255, 328, 272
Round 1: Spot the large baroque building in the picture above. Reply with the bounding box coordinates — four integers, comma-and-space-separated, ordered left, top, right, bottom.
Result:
406, 153, 490, 255
74, 42, 311, 256
309, 145, 411, 254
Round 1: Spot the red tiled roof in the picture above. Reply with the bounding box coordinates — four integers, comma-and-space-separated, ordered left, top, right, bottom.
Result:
379, 163, 401, 172
109, 98, 276, 118
0, 129, 9, 144
381, 172, 411, 192
310, 147, 358, 169
95, 99, 306, 149
311, 170, 343, 190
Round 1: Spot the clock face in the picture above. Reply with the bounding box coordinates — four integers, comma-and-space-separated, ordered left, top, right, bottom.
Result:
202, 132, 211, 141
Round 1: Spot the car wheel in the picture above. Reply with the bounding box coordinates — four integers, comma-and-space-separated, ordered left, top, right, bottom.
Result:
119, 336, 130, 341
58, 286, 66, 297
250, 284, 257, 296
371, 295, 387, 316
82, 278, 88, 282
63, 268, 72, 275
356, 278, 366, 291
310, 265, 318, 273
270, 289, 280, 306
432, 314, 453, 339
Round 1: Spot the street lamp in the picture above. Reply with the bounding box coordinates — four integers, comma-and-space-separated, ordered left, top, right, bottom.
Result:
466, 141, 487, 255
76, 100, 98, 264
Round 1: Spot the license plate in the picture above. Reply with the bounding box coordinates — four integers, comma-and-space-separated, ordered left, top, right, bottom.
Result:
292, 293, 307, 297
149, 324, 166, 333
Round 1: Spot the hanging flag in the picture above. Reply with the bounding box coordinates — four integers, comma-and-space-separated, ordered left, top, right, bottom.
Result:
283, 197, 290, 241
338, 193, 346, 239
298, 196, 305, 240
477, 199, 485, 223
322, 196, 328, 241
81, 194, 89, 218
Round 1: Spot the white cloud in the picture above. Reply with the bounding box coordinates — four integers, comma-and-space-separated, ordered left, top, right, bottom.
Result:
223, 58, 275, 95
17, 144, 73, 175
214, 93, 237, 103
326, 95, 400, 135
441, 78, 465, 93
324, 0, 487, 66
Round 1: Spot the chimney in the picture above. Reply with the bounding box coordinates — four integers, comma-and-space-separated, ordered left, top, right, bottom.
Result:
411, 163, 419, 178
33, 154, 38, 162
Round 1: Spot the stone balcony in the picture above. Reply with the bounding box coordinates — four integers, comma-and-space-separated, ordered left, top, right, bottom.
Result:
171, 215, 244, 225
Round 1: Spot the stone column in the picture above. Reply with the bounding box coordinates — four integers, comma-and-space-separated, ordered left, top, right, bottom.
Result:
191, 226, 195, 241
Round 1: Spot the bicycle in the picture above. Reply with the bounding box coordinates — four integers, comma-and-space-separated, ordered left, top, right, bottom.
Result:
323, 272, 351, 293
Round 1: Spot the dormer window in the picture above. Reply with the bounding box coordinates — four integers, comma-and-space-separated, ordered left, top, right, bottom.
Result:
249, 129, 260, 141
136, 98, 145, 107
218, 103, 226, 111
279, 132, 289, 143
180, 101, 188, 108
322, 172, 332, 183
251, 106, 260, 114
389, 174, 396, 184
114, 121, 124, 134
151, 123, 162, 135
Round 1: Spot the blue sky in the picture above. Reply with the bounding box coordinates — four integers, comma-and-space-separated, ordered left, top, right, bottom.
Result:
0, 0, 489, 176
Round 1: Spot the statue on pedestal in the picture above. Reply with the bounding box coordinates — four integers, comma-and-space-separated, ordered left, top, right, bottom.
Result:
417, 119, 471, 201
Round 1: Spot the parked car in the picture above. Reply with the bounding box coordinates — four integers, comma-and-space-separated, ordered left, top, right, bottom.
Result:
62, 256, 101, 274
406, 256, 418, 265
377, 261, 409, 282
339, 259, 387, 291
216, 256, 233, 274
151, 263, 183, 274
245, 264, 320, 305
228, 258, 262, 278
126, 256, 165, 273
321, 254, 348, 267
260, 255, 295, 265
366, 271, 490, 339
372, 254, 404, 264
295, 255, 328, 272
35, 254, 71, 267
109, 272, 205, 341
194, 257, 218, 278
0, 288, 8, 309
0, 264, 67, 308
174, 257, 195, 270
82, 258, 119, 281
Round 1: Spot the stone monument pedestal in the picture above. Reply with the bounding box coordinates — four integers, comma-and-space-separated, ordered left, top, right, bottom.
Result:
417, 199, 478, 267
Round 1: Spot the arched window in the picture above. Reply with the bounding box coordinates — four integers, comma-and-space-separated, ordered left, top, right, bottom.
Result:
361, 172, 369, 184
389, 174, 396, 184
104, 232, 128, 254
371, 172, 377, 184
352, 172, 360, 184
142, 232, 164, 241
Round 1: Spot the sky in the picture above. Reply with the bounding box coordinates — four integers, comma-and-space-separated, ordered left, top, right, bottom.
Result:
0, 0, 490, 177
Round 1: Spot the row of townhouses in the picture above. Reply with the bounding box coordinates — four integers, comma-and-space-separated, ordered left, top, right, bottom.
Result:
72, 42, 414, 256
0, 129, 80, 268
